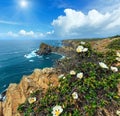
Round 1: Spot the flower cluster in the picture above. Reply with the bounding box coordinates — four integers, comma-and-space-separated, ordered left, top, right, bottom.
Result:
70, 70, 84, 79
99, 62, 118, 72
76, 45, 88, 53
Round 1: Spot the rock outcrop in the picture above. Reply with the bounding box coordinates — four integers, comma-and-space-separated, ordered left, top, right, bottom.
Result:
0, 68, 59, 116
36, 42, 76, 57
36, 43, 52, 55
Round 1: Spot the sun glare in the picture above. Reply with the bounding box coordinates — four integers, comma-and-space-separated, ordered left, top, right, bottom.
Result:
20, 0, 28, 8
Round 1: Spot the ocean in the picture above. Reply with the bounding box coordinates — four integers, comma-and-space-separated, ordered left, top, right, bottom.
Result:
0, 39, 62, 94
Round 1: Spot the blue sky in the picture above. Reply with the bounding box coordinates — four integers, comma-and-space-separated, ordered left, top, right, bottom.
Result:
0, 0, 120, 39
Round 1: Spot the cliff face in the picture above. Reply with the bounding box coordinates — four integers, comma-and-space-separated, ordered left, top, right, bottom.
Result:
0, 68, 59, 116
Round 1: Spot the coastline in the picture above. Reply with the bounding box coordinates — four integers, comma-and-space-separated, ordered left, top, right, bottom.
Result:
0, 37, 120, 116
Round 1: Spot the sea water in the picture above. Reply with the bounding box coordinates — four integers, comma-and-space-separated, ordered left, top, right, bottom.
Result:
0, 39, 62, 94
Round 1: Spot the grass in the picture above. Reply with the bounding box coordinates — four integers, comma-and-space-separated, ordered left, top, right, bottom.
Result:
18, 41, 120, 116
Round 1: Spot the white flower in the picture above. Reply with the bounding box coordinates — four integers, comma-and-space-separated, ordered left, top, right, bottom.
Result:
28, 97, 36, 104
58, 74, 64, 78
110, 66, 118, 72
76, 46, 84, 53
82, 48, 88, 52
52, 105, 63, 116
63, 76, 66, 79
80, 41, 85, 45
76, 45, 88, 53
70, 70, 76, 75
116, 57, 120, 62
116, 52, 120, 57
116, 110, 120, 116
77, 72, 83, 79
72, 92, 78, 99
99, 62, 109, 69
30, 90, 33, 94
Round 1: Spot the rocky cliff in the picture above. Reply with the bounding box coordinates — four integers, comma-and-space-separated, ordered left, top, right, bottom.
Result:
0, 68, 59, 116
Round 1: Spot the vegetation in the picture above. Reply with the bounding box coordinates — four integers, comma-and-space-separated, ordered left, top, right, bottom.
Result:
107, 39, 120, 50
18, 41, 120, 116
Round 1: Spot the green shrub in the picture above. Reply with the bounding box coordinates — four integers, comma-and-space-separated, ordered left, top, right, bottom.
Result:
107, 39, 120, 50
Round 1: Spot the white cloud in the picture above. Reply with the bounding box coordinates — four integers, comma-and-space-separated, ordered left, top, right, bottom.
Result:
18, 30, 45, 38
52, 8, 120, 38
0, 30, 45, 38
19, 30, 34, 37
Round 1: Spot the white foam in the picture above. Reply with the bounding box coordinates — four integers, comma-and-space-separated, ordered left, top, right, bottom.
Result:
29, 60, 34, 62
61, 56, 65, 59
24, 50, 38, 59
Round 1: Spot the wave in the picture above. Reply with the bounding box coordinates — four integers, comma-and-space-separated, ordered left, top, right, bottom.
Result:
24, 49, 38, 59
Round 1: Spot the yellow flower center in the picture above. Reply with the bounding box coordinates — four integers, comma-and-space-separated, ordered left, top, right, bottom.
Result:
55, 110, 60, 116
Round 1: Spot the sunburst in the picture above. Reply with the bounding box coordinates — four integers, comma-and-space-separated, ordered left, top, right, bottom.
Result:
20, 0, 28, 8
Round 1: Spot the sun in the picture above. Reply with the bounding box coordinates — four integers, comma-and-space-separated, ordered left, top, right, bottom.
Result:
20, 0, 28, 8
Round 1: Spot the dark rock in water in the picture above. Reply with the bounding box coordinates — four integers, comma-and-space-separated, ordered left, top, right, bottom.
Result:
36, 43, 52, 55
36, 41, 74, 57
0, 90, 6, 101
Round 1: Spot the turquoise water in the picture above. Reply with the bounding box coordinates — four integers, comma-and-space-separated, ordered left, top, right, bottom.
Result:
0, 39, 62, 93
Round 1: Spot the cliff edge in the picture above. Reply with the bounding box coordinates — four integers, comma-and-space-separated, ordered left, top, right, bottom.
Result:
0, 68, 59, 116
